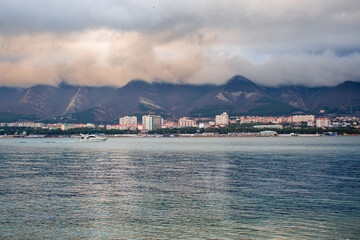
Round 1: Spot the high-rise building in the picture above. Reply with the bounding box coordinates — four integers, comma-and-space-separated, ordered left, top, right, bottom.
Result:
142, 115, 162, 131
119, 116, 137, 126
316, 118, 330, 128
291, 115, 315, 123
215, 112, 229, 125
178, 117, 197, 127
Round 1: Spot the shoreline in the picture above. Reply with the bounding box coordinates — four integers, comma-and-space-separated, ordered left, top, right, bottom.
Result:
1, 134, 359, 139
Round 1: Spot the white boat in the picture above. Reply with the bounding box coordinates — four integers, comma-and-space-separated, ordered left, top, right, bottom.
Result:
80, 133, 107, 142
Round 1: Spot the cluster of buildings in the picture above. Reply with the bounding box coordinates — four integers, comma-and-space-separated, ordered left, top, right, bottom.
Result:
107, 112, 230, 131
0, 122, 97, 131
1, 113, 359, 131
238, 115, 339, 128
105, 113, 359, 131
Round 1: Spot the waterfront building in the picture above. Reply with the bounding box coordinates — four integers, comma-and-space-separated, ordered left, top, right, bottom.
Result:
254, 124, 283, 129
142, 115, 162, 131
61, 124, 76, 131
291, 115, 315, 123
178, 117, 197, 127
119, 116, 137, 126
84, 123, 96, 128
316, 118, 330, 128
106, 125, 118, 130
21, 122, 45, 128
162, 121, 177, 129
276, 117, 287, 123
239, 116, 286, 124
2, 122, 45, 128
215, 112, 229, 126
199, 122, 210, 129
259, 130, 278, 136
47, 124, 62, 129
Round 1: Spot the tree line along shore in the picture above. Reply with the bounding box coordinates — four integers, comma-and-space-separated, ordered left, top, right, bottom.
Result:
0, 125, 358, 137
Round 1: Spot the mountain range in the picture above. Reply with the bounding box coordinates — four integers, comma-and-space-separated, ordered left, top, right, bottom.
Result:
0, 75, 359, 123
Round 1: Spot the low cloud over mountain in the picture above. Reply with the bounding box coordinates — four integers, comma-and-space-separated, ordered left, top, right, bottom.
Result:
0, 1, 360, 87
1, 76, 359, 123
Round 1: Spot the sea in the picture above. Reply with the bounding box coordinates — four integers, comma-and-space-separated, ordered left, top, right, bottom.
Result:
0, 136, 359, 239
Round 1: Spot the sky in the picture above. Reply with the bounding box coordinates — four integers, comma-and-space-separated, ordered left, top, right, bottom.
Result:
0, 0, 359, 87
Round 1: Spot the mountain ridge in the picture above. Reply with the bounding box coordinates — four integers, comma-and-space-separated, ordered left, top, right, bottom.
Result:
0, 75, 359, 123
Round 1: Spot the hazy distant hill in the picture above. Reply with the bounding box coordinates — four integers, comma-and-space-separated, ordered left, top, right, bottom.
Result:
0, 75, 359, 123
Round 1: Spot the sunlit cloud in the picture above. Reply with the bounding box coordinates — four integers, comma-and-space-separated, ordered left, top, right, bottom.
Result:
0, 0, 359, 87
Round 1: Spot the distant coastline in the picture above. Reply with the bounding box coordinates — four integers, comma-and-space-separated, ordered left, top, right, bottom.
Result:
1, 133, 358, 139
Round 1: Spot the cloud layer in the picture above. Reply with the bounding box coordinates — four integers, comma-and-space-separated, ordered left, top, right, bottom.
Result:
0, 0, 360, 87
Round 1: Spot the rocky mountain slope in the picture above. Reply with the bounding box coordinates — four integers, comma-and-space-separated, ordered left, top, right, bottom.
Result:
0, 75, 359, 123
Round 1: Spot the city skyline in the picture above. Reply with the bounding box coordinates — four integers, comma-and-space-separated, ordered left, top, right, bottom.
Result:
2, 113, 358, 131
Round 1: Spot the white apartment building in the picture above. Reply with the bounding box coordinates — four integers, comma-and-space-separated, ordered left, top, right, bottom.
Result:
316, 118, 330, 128
291, 115, 315, 123
119, 116, 137, 126
84, 123, 96, 128
60, 124, 76, 131
142, 115, 162, 131
199, 122, 210, 129
254, 124, 283, 129
178, 117, 197, 127
215, 112, 229, 126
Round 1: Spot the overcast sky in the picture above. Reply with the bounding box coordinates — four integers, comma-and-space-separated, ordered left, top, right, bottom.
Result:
0, 0, 359, 87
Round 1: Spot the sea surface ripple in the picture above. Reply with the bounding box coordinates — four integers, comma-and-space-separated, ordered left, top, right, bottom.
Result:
1, 137, 359, 239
